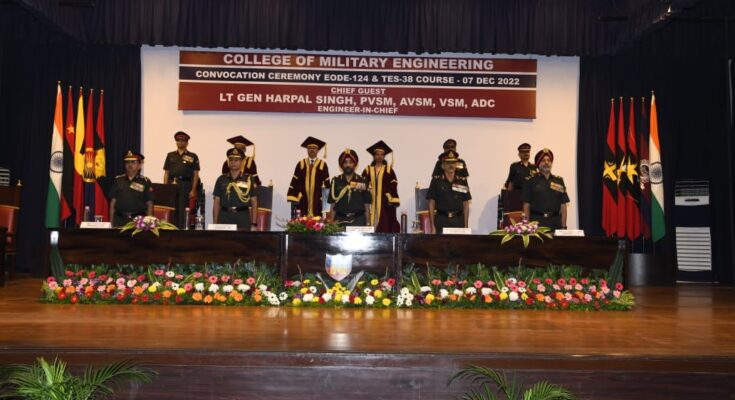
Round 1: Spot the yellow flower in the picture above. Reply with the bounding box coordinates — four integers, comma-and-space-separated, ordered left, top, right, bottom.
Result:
499, 292, 508, 300
176, 288, 186, 295
425, 293, 435, 305
370, 279, 379, 286
353, 297, 363, 305
303, 279, 311, 284
382, 298, 391, 306
521, 293, 528, 301
334, 282, 342, 289
357, 281, 365, 287
147, 285, 157, 293
292, 298, 302, 306
374, 289, 383, 298
311, 296, 319, 303
300, 288, 308, 294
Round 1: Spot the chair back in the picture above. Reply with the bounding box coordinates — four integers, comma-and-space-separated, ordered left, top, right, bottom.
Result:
153, 205, 175, 223
414, 187, 432, 234
255, 185, 273, 231
0, 184, 21, 252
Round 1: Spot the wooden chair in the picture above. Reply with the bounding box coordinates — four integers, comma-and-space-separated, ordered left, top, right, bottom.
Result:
503, 211, 525, 227
500, 189, 524, 228
153, 205, 175, 223
0, 183, 21, 280
254, 183, 273, 231
414, 185, 432, 234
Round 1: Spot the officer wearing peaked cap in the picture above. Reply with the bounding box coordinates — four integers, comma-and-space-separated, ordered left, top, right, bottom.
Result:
109, 151, 153, 227
220, 135, 261, 186
431, 139, 469, 179
427, 150, 471, 234
163, 131, 200, 228
522, 148, 569, 230
212, 147, 259, 230
505, 143, 537, 191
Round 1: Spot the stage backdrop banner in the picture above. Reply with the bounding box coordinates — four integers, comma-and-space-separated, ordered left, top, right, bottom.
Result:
178, 50, 537, 119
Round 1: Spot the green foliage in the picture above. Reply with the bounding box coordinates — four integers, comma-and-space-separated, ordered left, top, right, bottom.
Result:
448, 365, 576, 400
0, 357, 155, 400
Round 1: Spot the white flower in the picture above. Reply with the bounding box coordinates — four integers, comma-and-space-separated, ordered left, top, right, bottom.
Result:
258, 284, 268, 292
481, 287, 492, 296
151, 281, 161, 288
194, 283, 205, 292
501, 287, 509, 293
165, 271, 175, 278
518, 287, 526, 294
465, 287, 477, 295
507, 278, 518, 285
509, 291, 519, 302
341, 294, 350, 303
405, 299, 413, 307
222, 285, 234, 293
396, 297, 404, 307
238, 284, 250, 292
453, 289, 463, 297
279, 292, 288, 301
321, 293, 333, 302
309, 286, 317, 294
171, 283, 180, 291
302, 293, 314, 302
363, 288, 372, 295
365, 295, 375, 305
290, 280, 301, 287
439, 289, 449, 299
126, 280, 137, 288
208, 284, 220, 293
420, 286, 431, 293
400, 287, 410, 295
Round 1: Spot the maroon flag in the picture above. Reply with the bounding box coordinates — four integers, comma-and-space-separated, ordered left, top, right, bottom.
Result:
94, 90, 109, 221
625, 98, 641, 240
616, 98, 627, 238
601, 99, 618, 236
60, 86, 75, 223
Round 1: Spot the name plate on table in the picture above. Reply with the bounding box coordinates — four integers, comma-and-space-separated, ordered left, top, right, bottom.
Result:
207, 224, 237, 231
80, 222, 112, 229
554, 229, 585, 237
443, 227, 472, 235
345, 226, 375, 233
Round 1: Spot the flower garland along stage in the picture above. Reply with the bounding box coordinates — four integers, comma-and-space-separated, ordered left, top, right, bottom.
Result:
42, 262, 634, 311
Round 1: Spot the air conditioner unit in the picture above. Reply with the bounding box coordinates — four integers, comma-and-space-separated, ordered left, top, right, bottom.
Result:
674, 181, 711, 272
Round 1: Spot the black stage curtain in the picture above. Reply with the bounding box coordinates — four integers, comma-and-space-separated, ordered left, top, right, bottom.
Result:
80, 0, 626, 56
0, 44, 140, 275
577, 54, 733, 284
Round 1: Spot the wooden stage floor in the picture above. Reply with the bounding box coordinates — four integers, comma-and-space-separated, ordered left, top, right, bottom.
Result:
1, 279, 734, 399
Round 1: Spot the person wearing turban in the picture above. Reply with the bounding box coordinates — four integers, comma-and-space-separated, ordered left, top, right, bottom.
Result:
328, 149, 372, 226
522, 148, 570, 230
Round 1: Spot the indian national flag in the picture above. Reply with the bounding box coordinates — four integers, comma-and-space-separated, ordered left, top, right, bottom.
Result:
45, 83, 64, 228
649, 94, 665, 242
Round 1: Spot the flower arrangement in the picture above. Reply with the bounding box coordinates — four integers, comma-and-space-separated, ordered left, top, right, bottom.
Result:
120, 215, 178, 236
284, 272, 397, 307
284, 215, 344, 234
490, 218, 552, 248
41, 263, 634, 311
398, 264, 634, 311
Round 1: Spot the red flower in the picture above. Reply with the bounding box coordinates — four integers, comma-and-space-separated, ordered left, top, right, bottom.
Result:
568, 278, 577, 285
443, 280, 455, 287
580, 278, 589, 285
557, 278, 566, 286
141, 295, 149, 302
136, 274, 146, 282
221, 275, 231, 283
518, 281, 526, 288
153, 293, 162, 300
246, 277, 256, 285
70, 295, 79, 304
544, 278, 553, 285
64, 270, 74, 277
284, 280, 294, 287
599, 279, 608, 287
56, 292, 67, 300
208, 276, 218, 284
387, 278, 396, 287
614, 282, 624, 290
47, 276, 56, 283
116, 293, 125, 301
88, 271, 97, 279
98, 274, 107, 281
525, 298, 534, 305
431, 279, 441, 286
175, 296, 183, 303
131, 298, 138, 304
532, 278, 540, 284
473, 280, 483, 289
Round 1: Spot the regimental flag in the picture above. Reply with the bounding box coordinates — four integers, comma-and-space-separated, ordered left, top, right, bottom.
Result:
60, 86, 74, 224
638, 97, 652, 239
601, 99, 618, 236
649, 94, 665, 242
616, 97, 627, 238
94, 90, 108, 221
83, 89, 96, 216
625, 98, 641, 240
45, 83, 64, 228
73, 88, 85, 225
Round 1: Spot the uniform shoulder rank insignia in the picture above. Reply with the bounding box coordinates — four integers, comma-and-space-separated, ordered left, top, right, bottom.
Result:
115, 174, 125, 179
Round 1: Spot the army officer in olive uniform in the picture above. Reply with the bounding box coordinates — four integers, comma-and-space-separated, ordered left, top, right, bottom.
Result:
212, 148, 259, 230
163, 131, 200, 228
109, 151, 153, 227
522, 148, 569, 230
427, 150, 471, 234
328, 149, 372, 226
505, 143, 537, 191
431, 139, 469, 179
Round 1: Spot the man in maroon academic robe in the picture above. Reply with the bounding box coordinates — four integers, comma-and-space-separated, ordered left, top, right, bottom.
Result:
221, 135, 260, 186
362, 140, 400, 232
287, 136, 330, 217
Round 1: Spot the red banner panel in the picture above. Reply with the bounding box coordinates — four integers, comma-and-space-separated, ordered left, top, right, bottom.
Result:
179, 51, 537, 119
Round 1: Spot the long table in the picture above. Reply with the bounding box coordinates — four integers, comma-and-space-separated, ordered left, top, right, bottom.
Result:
53, 229, 624, 279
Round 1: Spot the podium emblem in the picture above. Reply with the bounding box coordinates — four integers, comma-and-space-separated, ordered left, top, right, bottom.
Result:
325, 254, 352, 281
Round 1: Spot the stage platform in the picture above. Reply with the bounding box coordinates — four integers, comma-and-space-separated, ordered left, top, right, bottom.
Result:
1, 280, 734, 399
